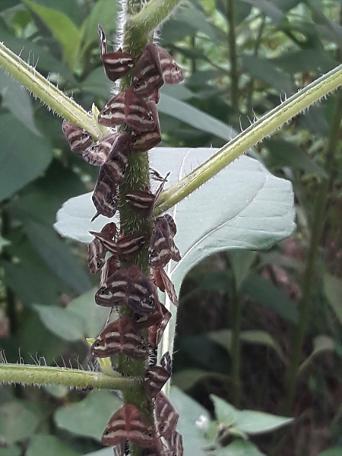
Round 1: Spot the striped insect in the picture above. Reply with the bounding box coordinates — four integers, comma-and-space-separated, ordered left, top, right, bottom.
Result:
154, 393, 179, 440
95, 265, 157, 315
113, 441, 130, 456
167, 431, 183, 456
82, 133, 119, 166
62, 120, 92, 153
92, 169, 119, 220
90, 230, 145, 260
91, 316, 146, 358
132, 44, 164, 98
101, 132, 131, 184
144, 352, 172, 397
126, 172, 169, 215
131, 99, 161, 152
133, 300, 171, 347
100, 254, 121, 286
102, 404, 156, 448
152, 267, 178, 306
158, 47, 184, 85
149, 214, 181, 268
88, 222, 117, 274
98, 89, 158, 133
98, 25, 134, 81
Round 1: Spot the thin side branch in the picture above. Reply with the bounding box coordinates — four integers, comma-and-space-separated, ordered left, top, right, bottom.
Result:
155, 64, 342, 215
0, 363, 140, 390
0, 42, 108, 139
128, 0, 183, 39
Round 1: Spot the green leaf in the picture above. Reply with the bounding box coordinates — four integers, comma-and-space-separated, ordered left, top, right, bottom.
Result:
80, 0, 116, 54
272, 50, 337, 75
0, 114, 53, 202
24, 221, 91, 294
0, 401, 43, 444
34, 304, 85, 341
211, 394, 292, 435
173, 368, 212, 390
0, 235, 9, 252
0, 72, 39, 135
23, 0, 81, 70
242, 55, 294, 93
229, 251, 257, 289
0, 447, 21, 456
159, 95, 236, 140
216, 440, 266, 456
68, 288, 109, 338
27, 435, 80, 456
171, 387, 209, 456
54, 391, 121, 441
242, 0, 285, 24
324, 274, 342, 325
265, 139, 326, 177
242, 274, 298, 323
319, 448, 342, 456
299, 335, 335, 374
208, 329, 286, 362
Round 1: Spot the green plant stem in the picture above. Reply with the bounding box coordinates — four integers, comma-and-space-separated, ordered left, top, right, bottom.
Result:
230, 280, 242, 406
246, 15, 266, 115
0, 43, 106, 139
0, 363, 139, 390
226, 0, 239, 112
155, 64, 342, 215
127, 0, 182, 42
284, 93, 342, 413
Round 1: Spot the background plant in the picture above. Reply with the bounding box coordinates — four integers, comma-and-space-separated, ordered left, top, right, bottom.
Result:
0, 1, 341, 455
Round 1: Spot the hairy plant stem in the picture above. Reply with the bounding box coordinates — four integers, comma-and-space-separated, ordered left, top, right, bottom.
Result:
155, 64, 342, 215
226, 0, 239, 112
0, 363, 139, 390
284, 93, 342, 413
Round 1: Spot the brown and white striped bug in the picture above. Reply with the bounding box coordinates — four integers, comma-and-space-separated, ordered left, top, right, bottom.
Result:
132, 44, 184, 98
144, 352, 172, 397
89, 231, 145, 260
113, 441, 130, 456
91, 315, 146, 358
95, 265, 157, 315
154, 392, 179, 441
92, 170, 119, 220
100, 132, 131, 184
98, 89, 158, 133
152, 267, 178, 306
126, 172, 169, 215
62, 120, 92, 153
130, 100, 161, 152
149, 214, 181, 269
82, 133, 119, 166
88, 222, 117, 274
98, 25, 134, 82
102, 404, 156, 448
133, 300, 171, 348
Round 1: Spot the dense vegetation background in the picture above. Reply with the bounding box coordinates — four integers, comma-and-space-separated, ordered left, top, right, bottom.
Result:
0, 1, 341, 455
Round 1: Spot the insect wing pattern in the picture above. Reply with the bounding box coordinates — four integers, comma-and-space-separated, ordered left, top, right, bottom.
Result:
158, 47, 184, 85
154, 393, 179, 440
144, 352, 172, 397
62, 120, 92, 153
91, 316, 146, 358
132, 44, 164, 97
126, 266, 157, 315
102, 404, 156, 448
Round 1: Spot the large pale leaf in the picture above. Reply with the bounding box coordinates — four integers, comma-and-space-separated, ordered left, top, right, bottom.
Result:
54, 391, 121, 441
27, 435, 80, 456
211, 395, 292, 435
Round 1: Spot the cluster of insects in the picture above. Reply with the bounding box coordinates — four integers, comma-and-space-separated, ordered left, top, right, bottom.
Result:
62, 25, 184, 456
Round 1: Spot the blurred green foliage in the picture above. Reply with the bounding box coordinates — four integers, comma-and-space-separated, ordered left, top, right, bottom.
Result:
0, 0, 341, 455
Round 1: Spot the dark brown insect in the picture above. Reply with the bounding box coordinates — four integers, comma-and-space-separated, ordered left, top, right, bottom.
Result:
62, 120, 92, 152
101, 132, 131, 184
98, 25, 134, 81
144, 352, 172, 397
95, 265, 157, 315
126, 172, 169, 215
92, 169, 119, 220
98, 89, 158, 133
132, 44, 164, 98
147, 303, 172, 348
91, 316, 146, 358
100, 254, 121, 286
102, 404, 156, 448
82, 133, 119, 166
152, 267, 178, 306
154, 392, 179, 440
167, 431, 184, 456
113, 441, 130, 456
88, 222, 117, 273
158, 47, 184, 85
90, 231, 145, 259
149, 215, 181, 268
131, 101, 161, 152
